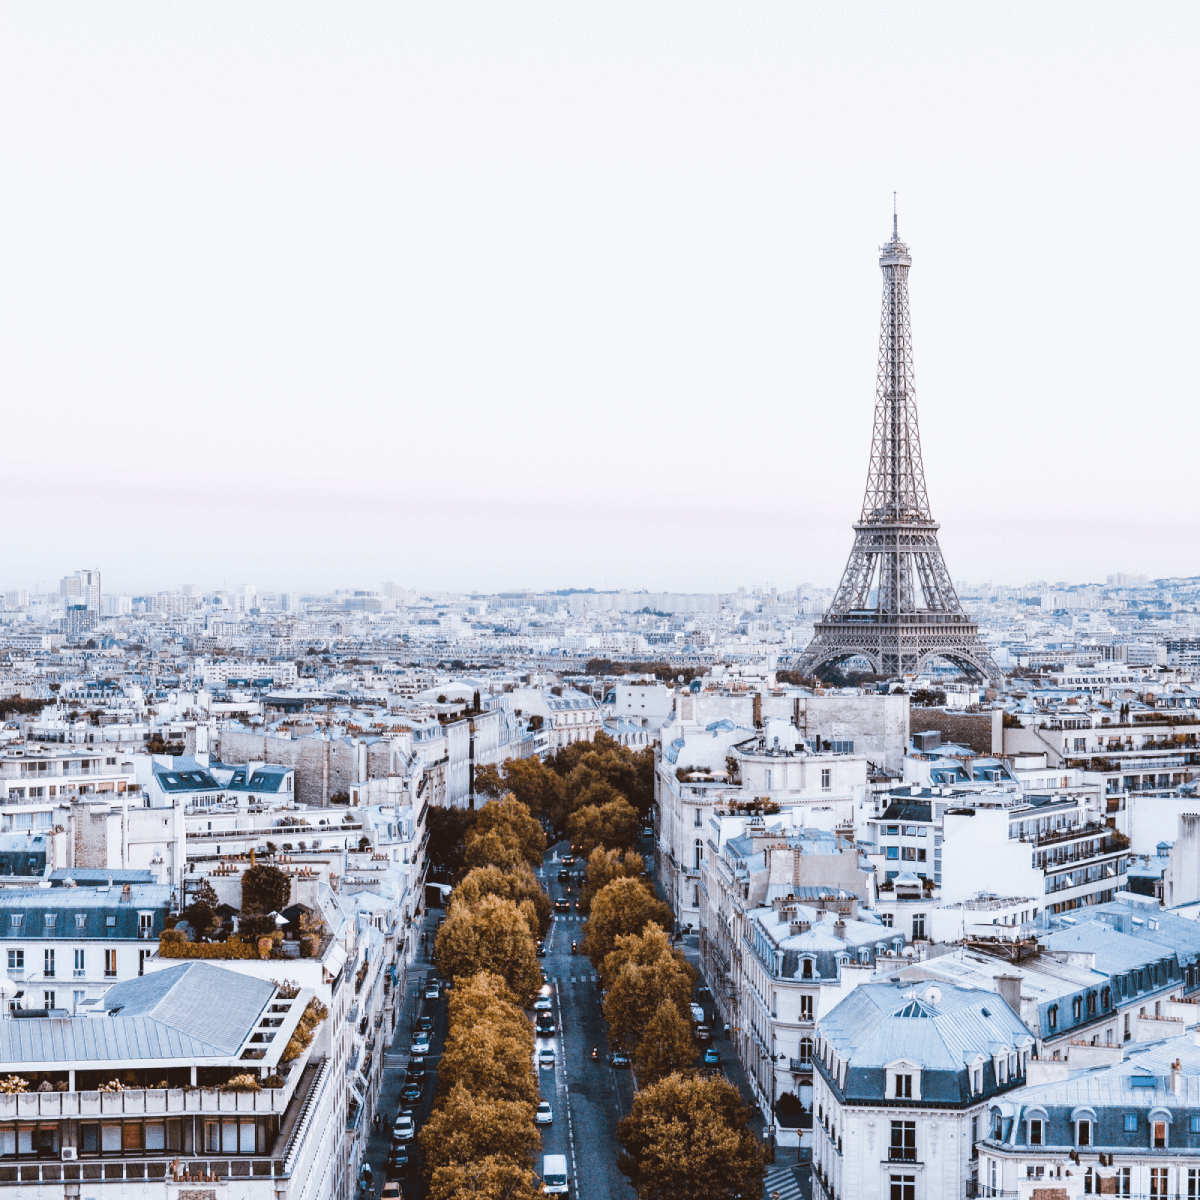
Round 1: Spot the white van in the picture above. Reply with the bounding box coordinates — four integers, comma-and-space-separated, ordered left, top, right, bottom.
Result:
542, 1154, 569, 1195
689, 1003, 705, 1024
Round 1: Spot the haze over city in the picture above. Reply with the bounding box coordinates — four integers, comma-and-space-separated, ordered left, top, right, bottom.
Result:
1, 3, 1196, 593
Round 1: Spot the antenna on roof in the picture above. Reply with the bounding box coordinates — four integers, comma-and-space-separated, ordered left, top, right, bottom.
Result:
893, 192, 898, 238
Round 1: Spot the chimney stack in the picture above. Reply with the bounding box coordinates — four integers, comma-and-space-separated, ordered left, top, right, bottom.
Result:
1172, 1059, 1182, 1094
994, 974, 1023, 1016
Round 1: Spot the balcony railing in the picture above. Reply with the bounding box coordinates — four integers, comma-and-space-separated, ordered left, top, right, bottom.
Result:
0, 1159, 286, 1185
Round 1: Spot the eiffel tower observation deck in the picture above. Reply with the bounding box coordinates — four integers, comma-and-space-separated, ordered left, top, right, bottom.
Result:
795, 217, 1001, 685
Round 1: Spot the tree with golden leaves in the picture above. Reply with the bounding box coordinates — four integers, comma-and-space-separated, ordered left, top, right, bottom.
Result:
582, 876, 673, 970
436, 894, 542, 1005
439, 975, 538, 1107
617, 1072, 763, 1200
429, 1155, 544, 1200
469, 797, 546, 869
453, 864, 551, 938
419, 1083, 539, 1183
566, 795, 640, 857
581, 847, 645, 914
603, 927, 696, 1051
632, 1001, 696, 1086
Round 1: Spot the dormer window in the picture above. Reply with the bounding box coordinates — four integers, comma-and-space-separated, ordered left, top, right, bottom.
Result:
1048, 1005, 1058, 1031
1029, 1119, 1043, 1145
886, 1063, 921, 1101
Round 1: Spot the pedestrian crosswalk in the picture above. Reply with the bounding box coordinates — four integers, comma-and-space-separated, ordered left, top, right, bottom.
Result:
548, 974, 599, 983
552, 914, 583, 921
763, 1162, 803, 1200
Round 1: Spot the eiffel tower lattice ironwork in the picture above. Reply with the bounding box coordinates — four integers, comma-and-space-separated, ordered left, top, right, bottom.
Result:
795, 216, 1001, 684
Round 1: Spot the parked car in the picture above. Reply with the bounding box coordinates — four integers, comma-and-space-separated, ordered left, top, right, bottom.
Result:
393, 1114, 415, 1143
535, 1100, 553, 1125
610, 1050, 630, 1068
695, 1025, 712, 1043
703, 1047, 721, 1066
416, 1015, 434, 1033
386, 1145, 410, 1175
400, 1082, 422, 1105
410, 1034, 431, 1055
405, 1057, 426, 1079
382, 1181, 402, 1199
538, 1048, 556, 1070
424, 980, 441, 1000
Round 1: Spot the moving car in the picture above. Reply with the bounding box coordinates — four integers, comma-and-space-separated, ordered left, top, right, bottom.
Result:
538, 1048, 556, 1070
561, 854, 575, 866
536, 1015, 555, 1036
534, 994, 552, 1012
410, 1033, 431, 1056
543, 1153, 569, 1196
536, 940, 546, 958
400, 1082, 422, 1105
392, 1114, 415, 1143
703, 1047, 721, 1066
610, 1050, 630, 1068
557, 868, 570, 882
535, 1100, 553, 1125
554, 898, 570, 913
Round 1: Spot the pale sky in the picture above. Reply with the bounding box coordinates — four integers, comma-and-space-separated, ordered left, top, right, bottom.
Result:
1, 2, 1196, 596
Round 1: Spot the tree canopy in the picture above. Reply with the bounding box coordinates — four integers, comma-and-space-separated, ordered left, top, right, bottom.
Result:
632, 1001, 696, 1086
602, 925, 696, 1051
436, 895, 542, 1004
617, 1073, 763, 1200
438, 972, 538, 1107
581, 847, 645, 914
240, 864, 291, 914
453, 864, 552, 938
419, 1084, 539, 1184
567, 795, 640, 857
470, 797, 546, 870
429, 1156, 543, 1200
583, 876, 674, 969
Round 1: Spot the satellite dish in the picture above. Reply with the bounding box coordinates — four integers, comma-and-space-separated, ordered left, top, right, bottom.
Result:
925, 986, 942, 1005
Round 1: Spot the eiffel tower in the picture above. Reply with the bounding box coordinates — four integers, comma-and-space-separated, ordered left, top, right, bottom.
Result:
795, 215, 1000, 685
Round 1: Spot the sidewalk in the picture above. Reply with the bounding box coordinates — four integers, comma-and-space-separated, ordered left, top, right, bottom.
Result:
361, 912, 439, 1193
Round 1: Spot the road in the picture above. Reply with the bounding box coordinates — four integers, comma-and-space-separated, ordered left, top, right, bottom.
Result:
363, 842, 637, 1200
536, 840, 637, 1200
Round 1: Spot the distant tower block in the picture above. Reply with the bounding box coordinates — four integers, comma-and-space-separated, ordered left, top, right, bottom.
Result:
795, 217, 1000, 684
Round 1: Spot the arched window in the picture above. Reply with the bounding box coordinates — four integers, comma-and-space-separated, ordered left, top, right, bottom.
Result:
1087, 992, 1096, 1016
694, 840, 703, 871
802, 958, 814, 979
798, 1037, 813, 1065
1101, 987, 1111, 1010
1072, 996, 1082, 1021
1048, 1005, 1058, 1030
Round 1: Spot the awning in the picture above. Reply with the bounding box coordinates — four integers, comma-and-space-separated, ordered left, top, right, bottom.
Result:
324, 943, 348, 979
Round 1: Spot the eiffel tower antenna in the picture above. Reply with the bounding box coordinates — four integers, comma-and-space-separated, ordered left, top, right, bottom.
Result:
793, 217, 1001, 685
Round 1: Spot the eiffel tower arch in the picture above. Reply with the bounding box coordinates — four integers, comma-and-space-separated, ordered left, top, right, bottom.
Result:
794, 217, 1001, 686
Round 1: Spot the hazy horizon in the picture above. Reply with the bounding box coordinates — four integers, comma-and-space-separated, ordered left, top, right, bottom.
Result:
1, 3, 1196, 594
